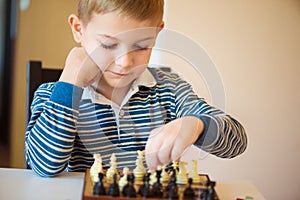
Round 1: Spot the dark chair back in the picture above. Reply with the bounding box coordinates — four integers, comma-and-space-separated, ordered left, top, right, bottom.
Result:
26, 60, 63, 123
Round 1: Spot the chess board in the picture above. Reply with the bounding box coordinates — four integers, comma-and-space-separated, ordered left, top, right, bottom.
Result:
82, 168, 219, 200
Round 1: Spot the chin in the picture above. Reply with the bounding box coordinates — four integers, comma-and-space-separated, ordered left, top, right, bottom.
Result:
108, 80, 132, 89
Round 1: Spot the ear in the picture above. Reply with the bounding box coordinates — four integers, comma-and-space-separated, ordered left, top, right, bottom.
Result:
158, 21, 165, 32
68, 14, 83, 43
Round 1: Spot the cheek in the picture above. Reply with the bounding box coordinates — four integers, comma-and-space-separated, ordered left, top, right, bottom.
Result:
135, 65, 147, 73
134, 50, 152, 64
82, 39, 114, 71
90, 49, 114, 71
132, 65, 148, 79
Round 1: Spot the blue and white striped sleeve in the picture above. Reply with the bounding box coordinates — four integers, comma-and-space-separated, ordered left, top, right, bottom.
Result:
25, 81, 83, 177
174, 76, 247, 158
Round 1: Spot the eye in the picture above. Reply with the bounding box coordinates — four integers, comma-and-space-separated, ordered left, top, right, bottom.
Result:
100, 43, 118, 50
133, 44, 149, 51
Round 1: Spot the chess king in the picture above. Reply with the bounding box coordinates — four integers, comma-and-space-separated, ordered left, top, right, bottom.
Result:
24, 0, 247, 177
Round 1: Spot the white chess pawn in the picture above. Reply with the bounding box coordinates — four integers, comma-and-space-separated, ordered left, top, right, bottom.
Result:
119, 167, 130, 189
176, 161, 188, 185
161, 164, 170, 183
188, 160, 201, 183
149, 170, 157, 185
90, 153, 103, 182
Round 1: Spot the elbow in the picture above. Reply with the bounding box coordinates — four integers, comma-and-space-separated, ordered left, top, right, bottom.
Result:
221, 129, 248, 159
26, 158, 67, 177
30, 163, 66, 177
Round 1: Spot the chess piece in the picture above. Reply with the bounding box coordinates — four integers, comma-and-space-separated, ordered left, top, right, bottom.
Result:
90, 153, 103, 182
93, 172, 106, 195
206, 181, 216, 200
149, 165, 163, 185
188, 160, 201, 184
139, 173, 152, 198
166, 172, 176, 191
183, 178, 195, 199
108, 173, 120, 197
152, 168, 163, 198
200, 188, 208, 200
176, 161, 188, 185
122, 173, 137, 197
106, 153, 119, 183
200, 180, 211, 200
119, 167, 129, 190
133, 150, 146, 185
170, 160, 179, 176
166, 174, 179, 199
161, 164, 170, 183
149, 170, 157, 185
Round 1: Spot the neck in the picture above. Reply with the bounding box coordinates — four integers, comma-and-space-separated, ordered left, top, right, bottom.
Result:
94, 81, 131, 106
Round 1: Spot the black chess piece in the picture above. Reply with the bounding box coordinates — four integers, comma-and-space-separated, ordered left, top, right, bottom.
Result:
166, 171, 176, 191
165, 162, 173, 173
166, 173, 178, 199
184, 178, 195, 199
200, 188, 208, 200
108, 173, 120, 197
152, 169, 163, 198
165, 162, 179, 174
206, 181, 216, 200
201, 180, 216, 200
139, 173, 152, 198
122, 173, 137, 197
93, 172, 106, 195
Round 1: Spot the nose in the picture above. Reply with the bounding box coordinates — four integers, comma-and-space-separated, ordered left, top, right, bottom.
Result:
115, 51, 133, 68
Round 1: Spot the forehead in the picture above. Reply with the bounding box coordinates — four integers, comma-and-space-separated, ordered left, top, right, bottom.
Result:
85, 12, 159, 40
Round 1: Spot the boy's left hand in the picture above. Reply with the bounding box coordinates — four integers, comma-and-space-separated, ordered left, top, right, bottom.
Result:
145, 116, 204, 171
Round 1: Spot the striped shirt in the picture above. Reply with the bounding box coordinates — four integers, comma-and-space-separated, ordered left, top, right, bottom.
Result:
25, 67, 247, 177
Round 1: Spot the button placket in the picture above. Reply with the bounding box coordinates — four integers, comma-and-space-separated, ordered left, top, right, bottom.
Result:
119, 109, 125, 118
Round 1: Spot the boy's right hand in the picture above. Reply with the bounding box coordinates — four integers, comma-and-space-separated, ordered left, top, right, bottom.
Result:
59, 47, 101, 88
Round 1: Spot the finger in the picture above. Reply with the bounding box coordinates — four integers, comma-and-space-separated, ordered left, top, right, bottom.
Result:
157, 140, 174, 166
78, 58, 101, 87
145, 129, 163, 171
171, 138, 190, 161
145, 140, 161, 171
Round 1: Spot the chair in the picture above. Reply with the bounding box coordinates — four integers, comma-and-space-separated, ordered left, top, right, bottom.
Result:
26, 60, 63, 123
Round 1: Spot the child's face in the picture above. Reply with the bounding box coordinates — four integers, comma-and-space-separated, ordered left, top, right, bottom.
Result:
79, 12, 162, 90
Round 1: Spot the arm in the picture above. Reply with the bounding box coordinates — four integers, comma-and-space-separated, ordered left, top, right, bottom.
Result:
145, 72, 247, 170
25, 82, 83, 177
25, 47, 100, 177
174, 78, 247, 158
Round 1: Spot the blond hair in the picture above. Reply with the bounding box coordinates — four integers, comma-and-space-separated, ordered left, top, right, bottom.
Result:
78, 0, 164, 25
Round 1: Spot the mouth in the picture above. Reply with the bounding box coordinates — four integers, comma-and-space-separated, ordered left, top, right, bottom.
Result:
110, 71, 130, 77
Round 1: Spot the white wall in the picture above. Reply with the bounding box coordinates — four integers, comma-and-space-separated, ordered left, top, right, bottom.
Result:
150, 0, 299, 199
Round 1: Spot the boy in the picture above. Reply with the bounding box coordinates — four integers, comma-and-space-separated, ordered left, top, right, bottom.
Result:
25, 0, 247, 177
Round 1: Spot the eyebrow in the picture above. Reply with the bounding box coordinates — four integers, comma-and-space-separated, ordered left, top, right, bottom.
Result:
97, 34, 155, 43
136, 37, 155, 43
97, 34, 118, 41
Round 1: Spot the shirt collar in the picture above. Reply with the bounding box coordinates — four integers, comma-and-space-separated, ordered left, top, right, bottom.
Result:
82, 67, 156, 102
132, 67, 156, 89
